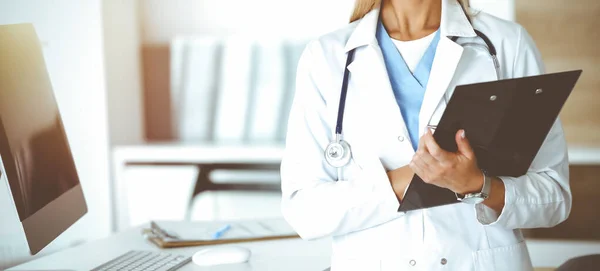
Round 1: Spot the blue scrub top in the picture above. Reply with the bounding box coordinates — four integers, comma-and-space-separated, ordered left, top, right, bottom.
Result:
376, 20, 440, 151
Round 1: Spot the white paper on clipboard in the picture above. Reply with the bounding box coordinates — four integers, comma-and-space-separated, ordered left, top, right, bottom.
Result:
151, 218, 297, 242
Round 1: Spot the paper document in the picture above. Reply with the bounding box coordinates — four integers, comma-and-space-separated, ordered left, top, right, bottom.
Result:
143, 218, 299, 248
157, 218, 296, 241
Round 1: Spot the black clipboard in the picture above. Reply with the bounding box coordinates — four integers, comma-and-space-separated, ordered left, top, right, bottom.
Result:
398, 70, 582, 212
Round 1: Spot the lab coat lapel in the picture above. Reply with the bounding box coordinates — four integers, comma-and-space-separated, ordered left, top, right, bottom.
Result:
347, 45, 410, 143
418, 36, 464, 133
343, 7, 410, 147
418, 0, 476, 132
341, 0, 475, 149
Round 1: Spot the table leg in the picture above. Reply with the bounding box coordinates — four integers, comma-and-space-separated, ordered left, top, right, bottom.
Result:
185, 165, 212, 220
184, 163, 282, 221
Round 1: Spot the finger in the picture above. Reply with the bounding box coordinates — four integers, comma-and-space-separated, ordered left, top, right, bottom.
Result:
410, 156, 432, 183
456, 129, 475, 160
423, 129, 452, 162
415, 147, 439, 167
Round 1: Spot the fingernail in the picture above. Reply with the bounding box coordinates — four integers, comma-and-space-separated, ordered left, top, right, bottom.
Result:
461, 130, 466, 139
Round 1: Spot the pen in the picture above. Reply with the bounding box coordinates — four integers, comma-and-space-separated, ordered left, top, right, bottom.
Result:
212, 224, 231, 239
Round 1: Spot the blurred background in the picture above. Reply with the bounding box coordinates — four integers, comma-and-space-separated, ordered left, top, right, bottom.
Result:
0, 0, 598, 268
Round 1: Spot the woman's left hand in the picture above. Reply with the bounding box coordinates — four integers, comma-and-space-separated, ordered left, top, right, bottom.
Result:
409, 129, 483, 195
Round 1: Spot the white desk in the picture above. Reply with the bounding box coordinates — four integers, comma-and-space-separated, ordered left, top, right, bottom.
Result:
112, 143, 285, 231
113, 144, 600, 167
113, 144, 285, 165
568, 146, 600, 165
7, 221, 332, 271
527, 239, 600, 268
112, 144, 600, 231
8, 220, 600, 270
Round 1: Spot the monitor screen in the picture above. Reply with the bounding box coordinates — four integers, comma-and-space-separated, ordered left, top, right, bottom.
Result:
0, 114, 79, 221
0, 23, 87, 255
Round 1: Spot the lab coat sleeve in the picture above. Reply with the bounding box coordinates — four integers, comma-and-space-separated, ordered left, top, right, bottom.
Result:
475, 26, 572, 228
280, 42, 401, 240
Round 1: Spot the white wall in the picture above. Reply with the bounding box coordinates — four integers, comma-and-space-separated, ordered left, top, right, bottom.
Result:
0, 0, 110, 268
140, 0, 513, 44
103, 0, 144, 146
470, 0, 515, 21
140, 0, 356, 44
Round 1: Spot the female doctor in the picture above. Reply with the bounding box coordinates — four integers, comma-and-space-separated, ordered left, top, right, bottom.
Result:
280, 0, 572, 270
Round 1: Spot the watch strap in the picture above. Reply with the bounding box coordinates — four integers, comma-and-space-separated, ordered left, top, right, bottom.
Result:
456, 170, 491, 201
480, 170, 492, 197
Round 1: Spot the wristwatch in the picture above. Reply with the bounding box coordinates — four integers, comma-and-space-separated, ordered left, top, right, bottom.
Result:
456, 170, 491, 204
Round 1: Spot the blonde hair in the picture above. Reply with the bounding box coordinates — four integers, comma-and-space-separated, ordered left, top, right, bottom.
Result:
349, 0, 470, 23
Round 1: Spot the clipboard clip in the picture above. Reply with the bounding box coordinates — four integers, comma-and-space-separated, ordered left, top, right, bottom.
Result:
141, 221, 179, 240
426, 125, 437, 133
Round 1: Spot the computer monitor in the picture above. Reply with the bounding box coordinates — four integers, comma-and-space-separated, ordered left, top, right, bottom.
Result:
0, 23, 87, 255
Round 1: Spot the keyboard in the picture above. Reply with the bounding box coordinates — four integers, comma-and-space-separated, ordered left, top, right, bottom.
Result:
91, 250, 191, 271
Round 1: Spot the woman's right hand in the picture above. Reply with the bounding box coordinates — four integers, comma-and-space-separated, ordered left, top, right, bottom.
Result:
387, 165, 414, 201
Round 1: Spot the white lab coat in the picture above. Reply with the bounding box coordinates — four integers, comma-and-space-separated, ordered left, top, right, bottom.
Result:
280, 0, 572, 270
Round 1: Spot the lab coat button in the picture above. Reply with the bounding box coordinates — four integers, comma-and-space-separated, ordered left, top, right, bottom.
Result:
441, 258, 447, 265
398, 136, 405, 142
409, 259, 416, 266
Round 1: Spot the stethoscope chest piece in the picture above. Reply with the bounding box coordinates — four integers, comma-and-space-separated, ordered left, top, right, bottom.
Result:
325, 138, 352, 168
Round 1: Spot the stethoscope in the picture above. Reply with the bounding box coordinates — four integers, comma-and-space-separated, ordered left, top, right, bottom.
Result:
324, 23, 501, 168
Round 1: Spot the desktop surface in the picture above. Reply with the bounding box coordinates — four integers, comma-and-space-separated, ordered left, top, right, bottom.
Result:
7, 221, 332, 271
8, 220, 600, 270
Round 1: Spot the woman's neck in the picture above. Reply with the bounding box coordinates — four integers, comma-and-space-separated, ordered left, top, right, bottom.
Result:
381, 0, 441, 41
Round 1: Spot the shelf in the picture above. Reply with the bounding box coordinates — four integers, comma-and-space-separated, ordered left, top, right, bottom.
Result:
568, 146, 600, 165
